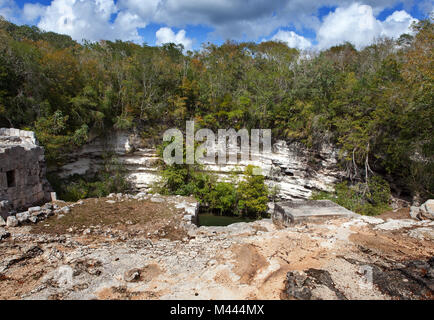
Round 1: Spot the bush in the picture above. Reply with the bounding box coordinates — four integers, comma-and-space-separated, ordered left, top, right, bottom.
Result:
237, 165, 269, 218
155, 156, 269, 218
311, 175, 391, 216
49, 155, 131, 202
206, 182, 238, 215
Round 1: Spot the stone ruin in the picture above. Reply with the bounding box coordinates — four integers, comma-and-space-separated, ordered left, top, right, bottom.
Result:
272, 200, 358, 226
0, 128, 52, 219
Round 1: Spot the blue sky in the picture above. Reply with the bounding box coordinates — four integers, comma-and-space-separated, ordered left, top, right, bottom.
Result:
2, 0, 432, 51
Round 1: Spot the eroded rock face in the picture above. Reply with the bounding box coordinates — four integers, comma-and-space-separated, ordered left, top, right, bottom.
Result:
57, 132, 347, 200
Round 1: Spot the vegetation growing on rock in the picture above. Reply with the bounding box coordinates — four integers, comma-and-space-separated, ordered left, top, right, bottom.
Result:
155, 149, 270, 218
0, 16, 432, 205
312, 176, 392, 216
48, 155, 131, 202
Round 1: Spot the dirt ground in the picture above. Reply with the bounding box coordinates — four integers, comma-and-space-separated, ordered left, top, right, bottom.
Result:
0, 197, 433, 300
30, 197, 188, 241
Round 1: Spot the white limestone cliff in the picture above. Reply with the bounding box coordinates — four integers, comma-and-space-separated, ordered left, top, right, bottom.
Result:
56, 131, 348, 200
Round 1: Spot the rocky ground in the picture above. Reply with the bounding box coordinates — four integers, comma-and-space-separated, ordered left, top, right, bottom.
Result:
0, 196, 433, 300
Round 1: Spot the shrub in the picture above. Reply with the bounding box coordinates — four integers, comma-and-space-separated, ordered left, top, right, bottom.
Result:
49, 155, 131, 202
237, 165, 269, 218
311, 175, 391, 216
206, 182, 238, 215
155, 151, 270, 218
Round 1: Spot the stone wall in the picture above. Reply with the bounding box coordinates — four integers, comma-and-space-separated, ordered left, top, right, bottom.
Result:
0, 128, 51, 218
56, 131, 348, 201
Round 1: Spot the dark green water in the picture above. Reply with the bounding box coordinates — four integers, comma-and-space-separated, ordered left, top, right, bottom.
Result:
198, 214, 257, 226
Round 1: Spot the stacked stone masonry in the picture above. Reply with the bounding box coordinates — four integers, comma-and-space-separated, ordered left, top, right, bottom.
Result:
0, 128, 51, 218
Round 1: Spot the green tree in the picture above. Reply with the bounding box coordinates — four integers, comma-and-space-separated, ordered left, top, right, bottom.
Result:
237, 166, 269, 218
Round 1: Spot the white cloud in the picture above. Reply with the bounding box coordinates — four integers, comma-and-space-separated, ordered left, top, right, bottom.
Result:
381, 10, 418, 38
317, 3, 417, 50
0, 0, 19, 22
1, 0, 420, 50
117, 0, 159, 21
155, 27, 193, 51
271, 30, 312, 50
116, 0, 416, 41
22, 3, 46, 23
20, 0, 146, 43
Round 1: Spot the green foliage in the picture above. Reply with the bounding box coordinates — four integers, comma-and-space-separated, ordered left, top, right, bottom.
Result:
237, 166, 269, 218
156, 155, 269, 217
311, 176, 391, 216
33, 110, 72, 165
205, 182, 238, 215
49, 155, 131, 202
0, 17, 432, 201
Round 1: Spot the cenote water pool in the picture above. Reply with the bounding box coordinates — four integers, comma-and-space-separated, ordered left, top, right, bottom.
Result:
198, 214, 257, 226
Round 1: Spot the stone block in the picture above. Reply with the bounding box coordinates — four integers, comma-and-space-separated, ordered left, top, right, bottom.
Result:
6, 216, 18, 227
28, 206, 42, 214
273, 200, 358, 226
16, 211, 29, 223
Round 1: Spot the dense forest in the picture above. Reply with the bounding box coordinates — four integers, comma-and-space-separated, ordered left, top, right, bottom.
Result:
0, 16, 432, 208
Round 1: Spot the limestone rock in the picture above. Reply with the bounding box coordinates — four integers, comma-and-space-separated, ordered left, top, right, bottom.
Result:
16, 211, 29, 224
47, 266, 74, 288
150, 196, 164, 203
61, 206, 71, 214
56, 132, 348, 201
6, 216, 18, 227
0, 216, 5, 226
420, 200, 434, 220
409, 200, 434, 221
28, 206, 41, 214
410, 206, 422, 220
43, 209, 53, 217
124, 268, 141, 282
42, 203, 54, 210
408, 227, 434, 241
374, 219, 418, 231
0, 227, 10, 241
284, 269, 346, 300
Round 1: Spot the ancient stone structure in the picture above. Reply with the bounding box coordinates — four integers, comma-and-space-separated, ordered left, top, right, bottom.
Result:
273, 200, 357, 226
0, 128, 51, 218
57, 131, 348, 200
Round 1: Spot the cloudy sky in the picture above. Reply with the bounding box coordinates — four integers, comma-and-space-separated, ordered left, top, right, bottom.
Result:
0, 0, 432, 51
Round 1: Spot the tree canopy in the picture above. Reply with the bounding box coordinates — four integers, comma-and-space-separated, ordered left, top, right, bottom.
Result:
0, 17, 432, 201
